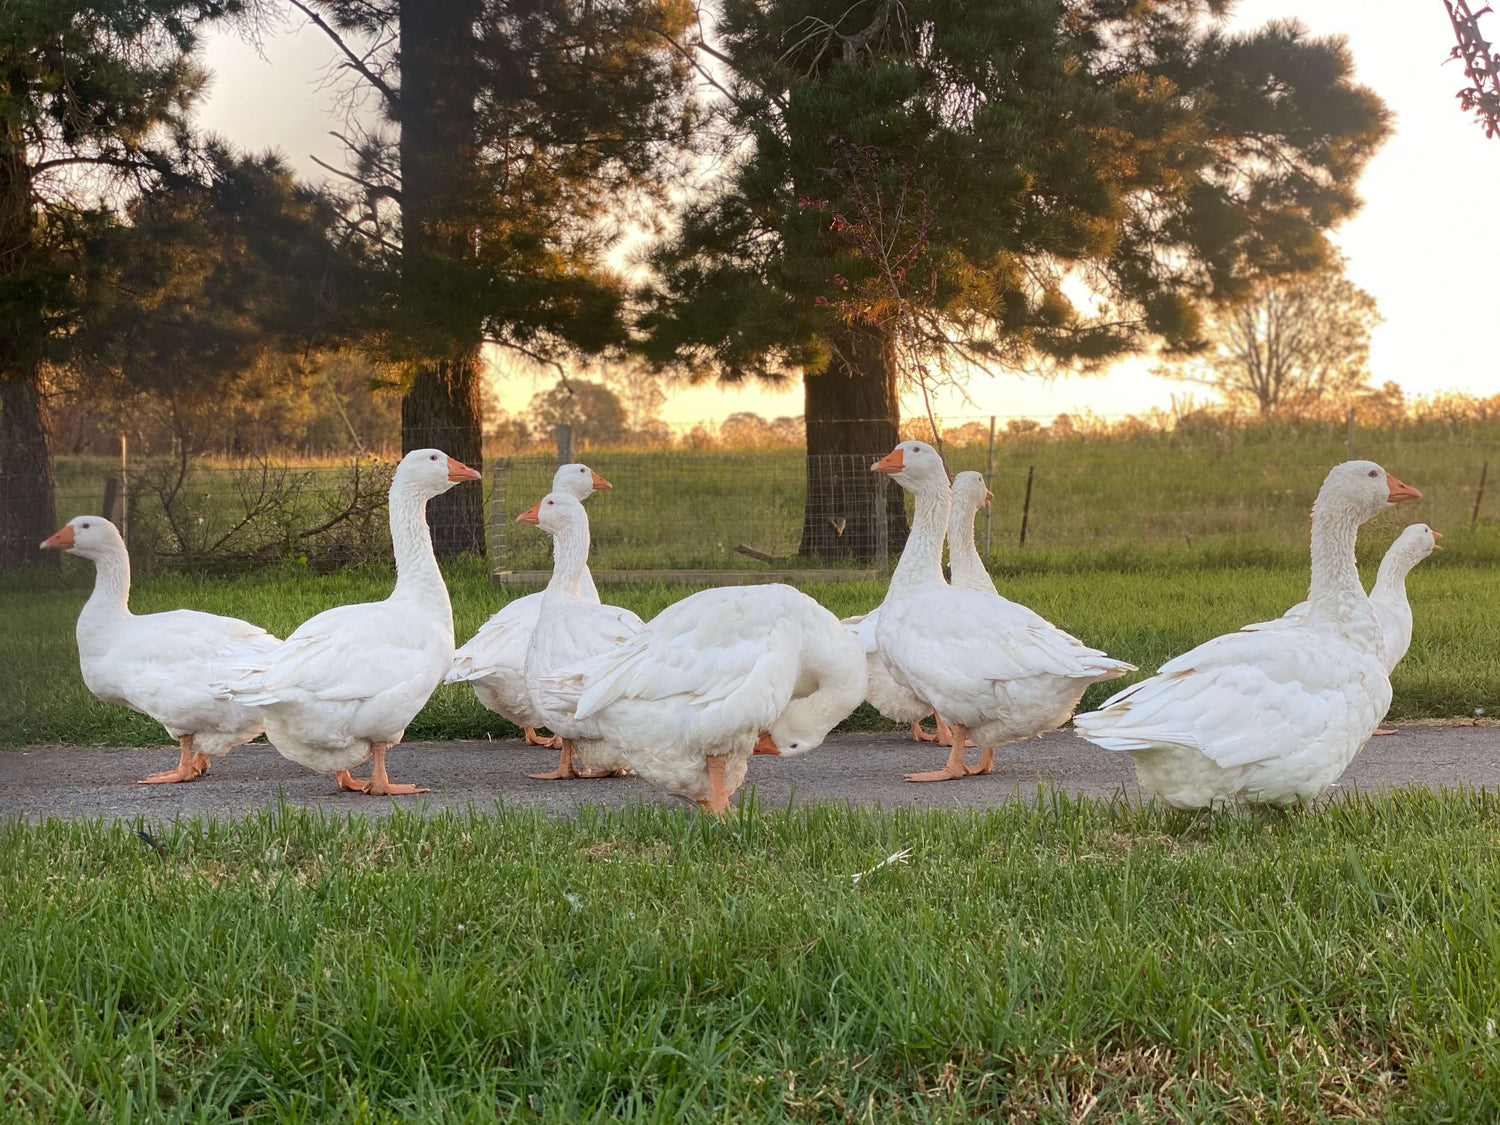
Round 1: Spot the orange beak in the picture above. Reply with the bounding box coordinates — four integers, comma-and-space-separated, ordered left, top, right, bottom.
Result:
983, 489, 994, 508
871, 447, 905, 474
517, 501, 542, 525
447, 457, 482, 483
1386, 474, 1421, 503
1432, 529, 1443, 551
752, 731, 780, 756
590, 470, 612, 491
40, 525, 75, 550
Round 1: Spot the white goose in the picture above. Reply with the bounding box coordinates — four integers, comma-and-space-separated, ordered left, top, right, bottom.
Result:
40, 516, 280, 784
213, 449, 480, 795
1074, 460, 1423, 808
948, 471, 997, 594
520, 490, 643, 780
445, 463, 611, 746
842, 455, 957, 747
537, 584, 866, 812
873, 441, 1135, 782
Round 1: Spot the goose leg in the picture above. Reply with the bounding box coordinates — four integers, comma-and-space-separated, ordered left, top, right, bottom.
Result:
353, 741, 429, 796
696, 754, 731, 815
910, 719, 941, 742
524, 727, 564, 749
935, 716, 978, 749
965, 746, 995, 776
905, 723, 970, 783
139, 736, 211, 785
529, 738, 610, 780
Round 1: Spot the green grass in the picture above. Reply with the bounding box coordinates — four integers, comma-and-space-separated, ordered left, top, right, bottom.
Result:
7, 796, 1500, 1119
4, 521, 1498, 747
51, 418, 1500, 572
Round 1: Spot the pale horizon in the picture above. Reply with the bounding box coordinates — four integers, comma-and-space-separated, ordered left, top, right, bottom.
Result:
198, 0, 1500, 428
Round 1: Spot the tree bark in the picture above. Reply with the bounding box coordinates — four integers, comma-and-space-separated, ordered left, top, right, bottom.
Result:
0, 129, 56, 569
0, 366, 57, 568
401, 351, 486, 556
799, 321, 909, 562
399, 0, 486, 557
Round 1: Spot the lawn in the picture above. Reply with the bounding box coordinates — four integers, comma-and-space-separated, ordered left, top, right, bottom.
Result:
6, 795, 1500, 1120
4, 520, 1498, 747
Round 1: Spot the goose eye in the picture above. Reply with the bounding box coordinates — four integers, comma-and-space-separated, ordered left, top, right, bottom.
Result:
81, 522, 90, 529
1368, 470, 1377, 478
429, 454, 438, 461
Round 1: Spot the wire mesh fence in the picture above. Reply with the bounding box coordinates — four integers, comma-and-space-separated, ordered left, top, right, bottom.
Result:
25, 416, 1500, 575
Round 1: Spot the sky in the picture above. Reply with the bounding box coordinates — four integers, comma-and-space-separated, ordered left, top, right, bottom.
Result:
197, 1, 1500, 428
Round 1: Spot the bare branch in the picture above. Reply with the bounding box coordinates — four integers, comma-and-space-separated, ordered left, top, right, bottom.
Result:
288, 0, 400, 109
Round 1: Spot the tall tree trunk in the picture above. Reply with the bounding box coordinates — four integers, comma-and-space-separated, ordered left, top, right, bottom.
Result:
0, 366, 57, 568
401, 351, 485, 555
799, 321, 909, 562
399, 0, 485, 557
0, 132, 55, 569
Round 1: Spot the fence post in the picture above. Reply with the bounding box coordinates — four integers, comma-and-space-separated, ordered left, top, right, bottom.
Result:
1345, 407, 1355, 461
1474, 462, 1489, 529
555, 424, 573, 465
119, 434, 129, 548
984, 415, 995, 557
487, 457, 507, 570
873, 467, 889, 571
1019, 464, 1034, 547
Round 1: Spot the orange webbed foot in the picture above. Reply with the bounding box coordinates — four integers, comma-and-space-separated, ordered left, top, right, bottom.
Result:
1373, 728, 1398, 736
138, 744, 210, 785
964, 747, 995, 776
904, 765, 968, 783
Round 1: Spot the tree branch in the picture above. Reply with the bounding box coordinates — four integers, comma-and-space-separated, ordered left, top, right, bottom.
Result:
288, 0, 400, 109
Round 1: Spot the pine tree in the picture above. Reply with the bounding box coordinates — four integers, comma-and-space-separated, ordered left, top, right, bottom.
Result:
0, 0, 245, 567
294, 0, 694, 555
641, 0, 1391, 560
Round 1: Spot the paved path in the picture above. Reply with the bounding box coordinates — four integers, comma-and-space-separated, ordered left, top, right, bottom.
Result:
3, 725, 1498, 822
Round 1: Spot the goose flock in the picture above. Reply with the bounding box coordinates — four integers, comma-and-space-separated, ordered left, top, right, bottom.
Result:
41, 443, 1432, 811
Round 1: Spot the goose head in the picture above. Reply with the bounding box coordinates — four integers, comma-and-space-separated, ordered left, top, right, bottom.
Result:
872, 440, 948, 493
1316, 460, 1421, 524
395, 448, 481, 498
39, 515, 124, 560
517, 490, 587, 537
553, 463, 611, 499
950, 471, 993, 516
1391, 523, 1443, 565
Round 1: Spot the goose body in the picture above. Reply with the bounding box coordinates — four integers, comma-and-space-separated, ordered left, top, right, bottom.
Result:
538, 584, 866, 810
213, 449, 480, 794
445, 464, 611, 743
40, 516, 280, 783
1074, 461, 1423, 808
872, 444, 1134, 781
1244, 523, 1441, 674
519, 490, 644, 778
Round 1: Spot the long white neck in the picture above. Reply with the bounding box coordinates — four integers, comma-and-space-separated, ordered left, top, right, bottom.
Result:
776, 631, 867, 749
389, 484, 453, 632
543, 518, 591, 604
947, 502, 996, 594
1370, 548, 1415, 614
79, 541, 132, 631
886, 476, 949, 599
1306, 500, 1380, 643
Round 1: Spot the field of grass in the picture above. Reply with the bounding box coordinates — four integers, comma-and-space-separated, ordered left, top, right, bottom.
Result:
51, 418, 1500, 572
7, 795, 1500, 1119
4, 520, 1498, 747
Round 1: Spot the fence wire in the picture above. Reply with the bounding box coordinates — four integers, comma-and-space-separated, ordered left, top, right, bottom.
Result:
27, 421, 1500, 575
